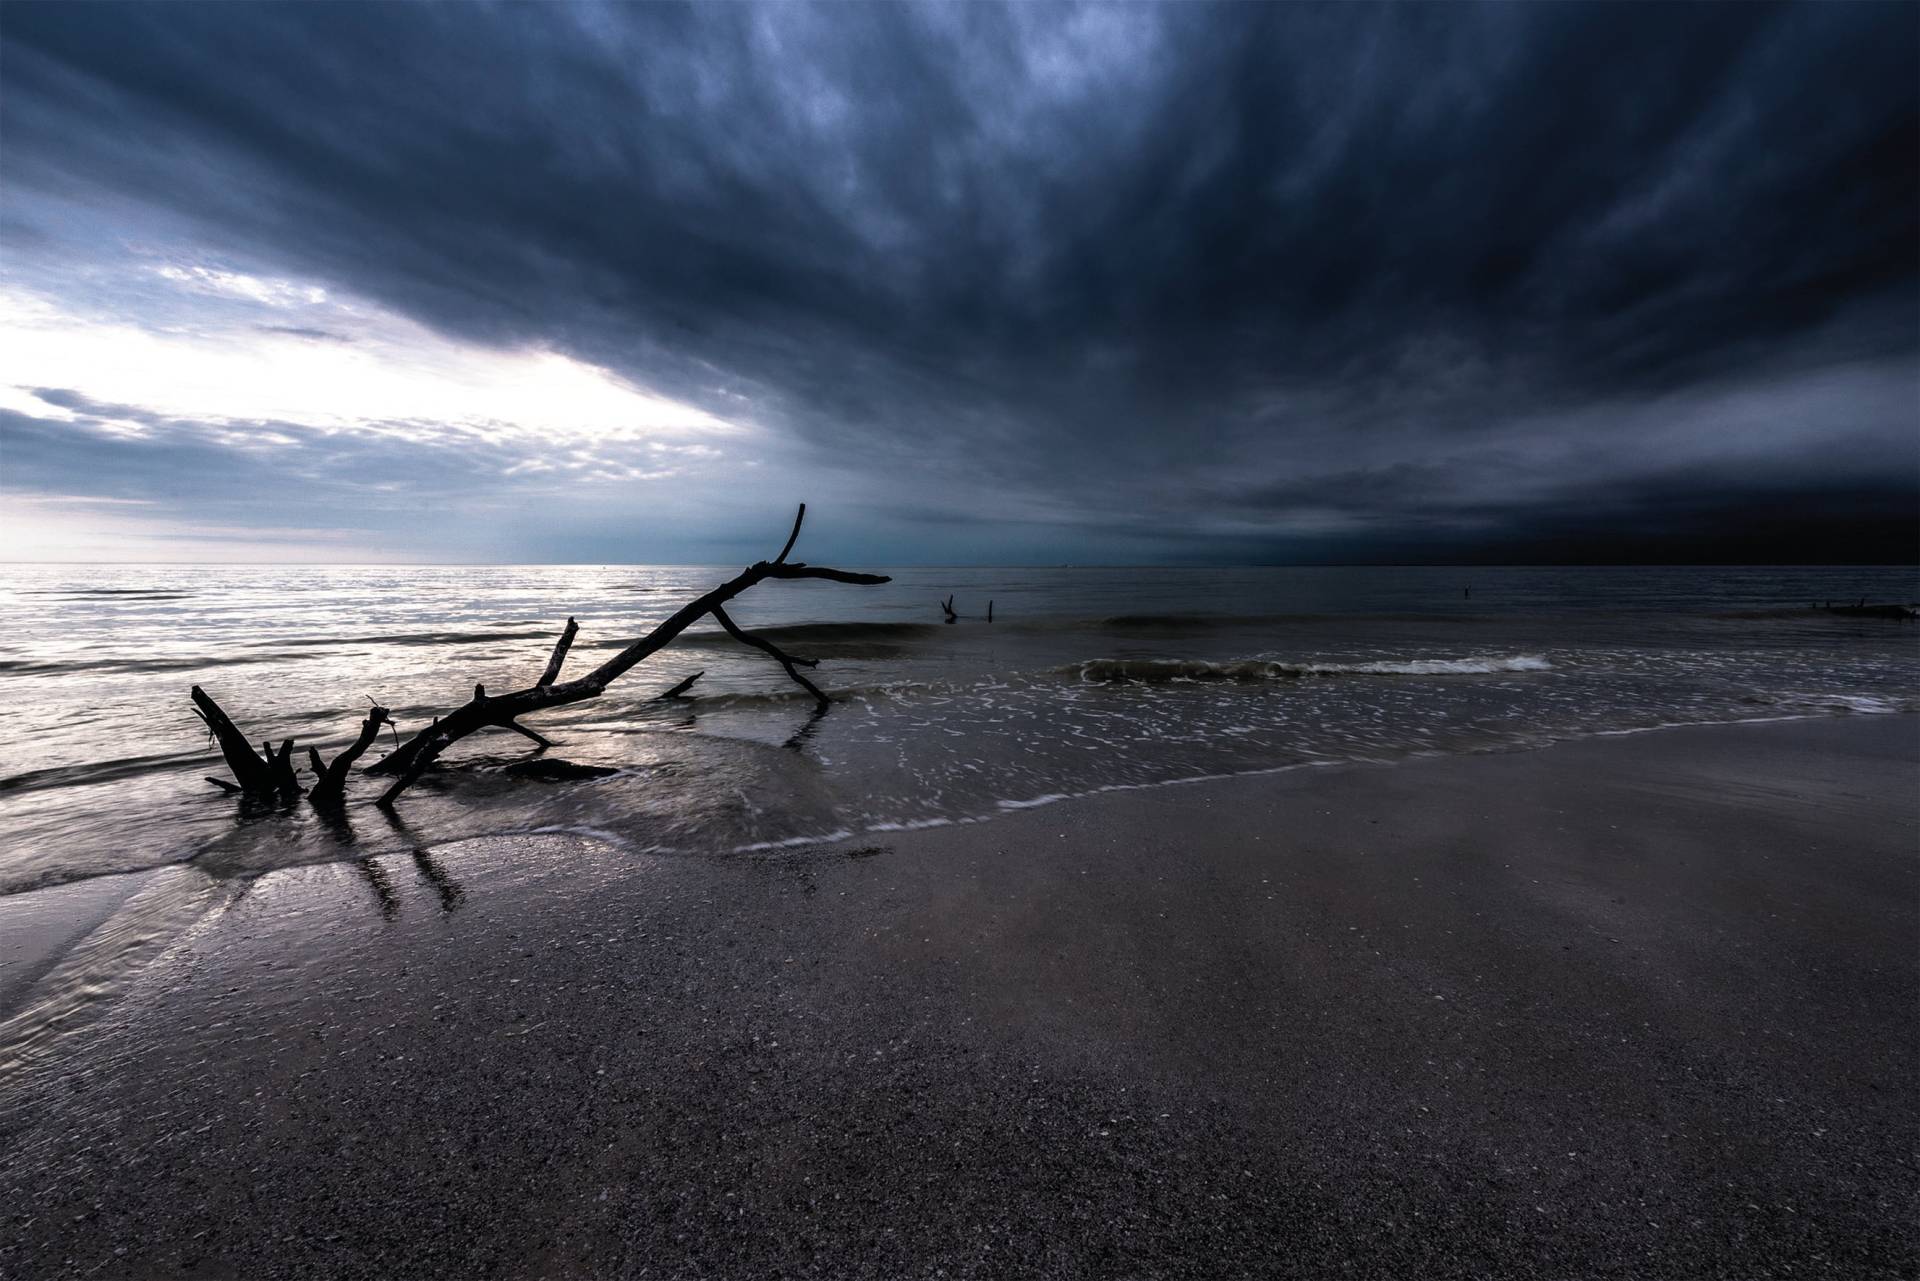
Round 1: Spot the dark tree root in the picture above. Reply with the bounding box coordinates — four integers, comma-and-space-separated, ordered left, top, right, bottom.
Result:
195, 685, 397, 808
191, 685, 302, 800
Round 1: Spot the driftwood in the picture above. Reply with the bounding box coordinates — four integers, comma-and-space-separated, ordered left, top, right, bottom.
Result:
192, 685, 302, 800
194, 685, 394, 807
654, 670, 705, 700
940, 594, 995, 623
360, 504, 888, 806
307, 704, 393, 807
189, 505, 886, 810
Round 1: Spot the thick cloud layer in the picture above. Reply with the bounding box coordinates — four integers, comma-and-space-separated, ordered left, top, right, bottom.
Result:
2, 1, 1915, 562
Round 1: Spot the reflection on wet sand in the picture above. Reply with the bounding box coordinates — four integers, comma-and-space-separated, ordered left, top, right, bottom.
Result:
0, 839, 475, 1081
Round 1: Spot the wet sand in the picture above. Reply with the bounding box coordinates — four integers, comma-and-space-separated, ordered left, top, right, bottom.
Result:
2, 715, 1915, 1279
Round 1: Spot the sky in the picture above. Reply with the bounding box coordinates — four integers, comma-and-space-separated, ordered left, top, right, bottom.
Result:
1, 0, 1915, 565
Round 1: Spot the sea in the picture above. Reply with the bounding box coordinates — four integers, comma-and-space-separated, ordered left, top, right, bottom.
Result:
2, 563, 1916, 898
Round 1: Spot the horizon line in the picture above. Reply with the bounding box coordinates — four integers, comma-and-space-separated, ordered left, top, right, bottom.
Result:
4, 560, 1917, 571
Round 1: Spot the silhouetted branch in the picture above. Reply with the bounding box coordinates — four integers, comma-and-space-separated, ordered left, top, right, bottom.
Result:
710, 605, 828, 709
189, 686, 306, 799
501, 720, 553, 749
307, 705, 393, 807
655, 671, 705, 700
537, 617, 578, 686
365, 504, 888, 806
774, 502, 806, 564
191, 685, 278, 795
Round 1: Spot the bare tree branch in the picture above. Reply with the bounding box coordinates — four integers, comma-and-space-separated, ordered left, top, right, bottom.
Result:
189, 687, 306, 799
537, 617, 578, 687
191, 685, 276, 795
501, 720, 553, 749
655, 671, 705, 700
364, 505, 888, 806
774, 502, 806, 565
709, 605, 828, 709
308, 705, 393, 807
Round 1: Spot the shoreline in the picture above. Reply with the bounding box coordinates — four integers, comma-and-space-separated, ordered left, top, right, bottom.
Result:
2, 714, 1916, 1278
4, 704, 1914, 900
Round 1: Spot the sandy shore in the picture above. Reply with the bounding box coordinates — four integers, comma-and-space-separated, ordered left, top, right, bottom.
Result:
2, 715, 1915, 1279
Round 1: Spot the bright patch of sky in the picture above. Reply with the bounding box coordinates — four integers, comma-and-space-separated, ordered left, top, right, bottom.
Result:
0, 263, 743, 448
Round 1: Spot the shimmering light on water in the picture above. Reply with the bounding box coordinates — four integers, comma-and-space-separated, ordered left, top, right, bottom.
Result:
0, 564, 1914, 894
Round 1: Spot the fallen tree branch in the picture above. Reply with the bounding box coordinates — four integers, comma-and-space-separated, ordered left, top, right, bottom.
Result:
501, 720, 554, 748
191, 685, 303, 799
537, 617, 578, 686
306, 704, 393, 807
774, 502, 806, 565
365, 504, 888, 806
710, 605, 828, 709
655, 671, 705, 700
191, 685, 277, 795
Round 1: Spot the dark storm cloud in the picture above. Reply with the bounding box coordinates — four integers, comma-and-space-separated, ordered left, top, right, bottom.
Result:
1, 0, 1914, 561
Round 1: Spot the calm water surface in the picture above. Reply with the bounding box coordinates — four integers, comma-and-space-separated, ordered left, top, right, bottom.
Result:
2, 563, 1916, 896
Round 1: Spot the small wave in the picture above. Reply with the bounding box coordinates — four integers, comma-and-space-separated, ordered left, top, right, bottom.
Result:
1070, 611, 1497, 631
1062, 654, 1553, 683
1286, 655, 1554, 675
0, 750, 211, 796
997, 793, 1071, 810
17, 588, 196, 600
868, 816, 957, 832
675, 678, 938, 711
247, 628, 560, 650
1089, 613, 1259, 631
1752, 692, 1915, 716
673, 620, 942, 650
0, 653, 296, 677
732, 828, 855, 852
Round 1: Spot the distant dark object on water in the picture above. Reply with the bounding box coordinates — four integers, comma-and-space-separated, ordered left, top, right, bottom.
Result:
501, 759, 621, 782
939, 594, 994, 622
1812, 600, 1917, 621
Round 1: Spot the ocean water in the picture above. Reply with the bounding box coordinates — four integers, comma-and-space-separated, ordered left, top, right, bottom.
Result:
1, 563, 1915, 897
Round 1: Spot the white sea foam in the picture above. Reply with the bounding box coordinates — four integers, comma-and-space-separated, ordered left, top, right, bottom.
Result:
1286, 654, 1554, 675
730, 828, 855, 853
1768, 692, 1912, 715
1064, 654, 1554, 683
997, 793, 1071, 810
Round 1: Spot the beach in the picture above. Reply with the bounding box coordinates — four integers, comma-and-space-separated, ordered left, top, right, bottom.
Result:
3, 714, 1914, 1279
